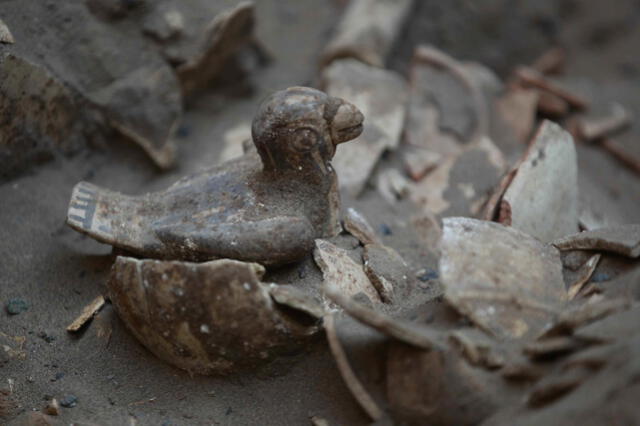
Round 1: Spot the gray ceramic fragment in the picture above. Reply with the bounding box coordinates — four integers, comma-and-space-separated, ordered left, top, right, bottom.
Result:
440, 218, 566, 340
500, 121, 579, 242
553, 224, 640, 258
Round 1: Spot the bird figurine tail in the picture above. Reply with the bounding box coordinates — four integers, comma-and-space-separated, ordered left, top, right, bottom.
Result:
67, 181, 134, 248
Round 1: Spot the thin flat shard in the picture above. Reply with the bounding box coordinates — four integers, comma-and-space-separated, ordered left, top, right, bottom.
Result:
343, 208, 380, 246
567, 254, 601, 300
515, 66, 589, 110
407, 46, 489, 147
313, 239, 381, 305
501, 120, 578, 242
0, 18, 14, 44
321, 0, 413, 67
577, 103, 631, 142
323, 59, 407, 197
66, 295, 106, 332
363, 243, 408, 303
553, 224, 640, 258
410, 137, 506, 217
440, 218, 566, 340
496, 88, 539, 143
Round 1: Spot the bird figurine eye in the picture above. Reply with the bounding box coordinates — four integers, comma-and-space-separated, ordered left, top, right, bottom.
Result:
289, 127, 320, 152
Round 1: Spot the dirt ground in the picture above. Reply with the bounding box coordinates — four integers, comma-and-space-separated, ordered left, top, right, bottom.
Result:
1, 1, 639, 425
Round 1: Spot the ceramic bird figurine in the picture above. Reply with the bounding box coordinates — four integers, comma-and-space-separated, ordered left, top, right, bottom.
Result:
67, 87, 364, 265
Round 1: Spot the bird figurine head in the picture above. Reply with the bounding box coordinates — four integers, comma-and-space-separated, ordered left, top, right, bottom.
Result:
251, 87, 364, 175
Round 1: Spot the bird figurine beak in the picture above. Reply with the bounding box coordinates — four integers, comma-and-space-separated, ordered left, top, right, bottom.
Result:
330, 100, 364, 145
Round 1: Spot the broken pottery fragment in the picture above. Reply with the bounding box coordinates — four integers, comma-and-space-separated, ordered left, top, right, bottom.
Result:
566, 254, 601, 300
321, 0, 414, 68
573, 304, 640, 344
376, 168, 410, 205
514, 66, 589, 110
343, 208, 380, 246
449, 328, 506, 369
523, 336, 585, 360
531, 47, 566, 75
0, 1, 254, 176
538, 298, 631, 339
600, 138, 640, 176
387, 343, 514, 426
363, 244, 409, 303
402, 147, 441, 181
576, 103, 631, 142
314, 240, 381, 306
0, 18, 14, 44
552, 224, 640, 258
406, 46, 490, 153
496, 88, 539, 143
536, 90, 569, 117
500, 121, 579, 242
107, 256, 320, 375
322, 59, 407, 197
410, 137, 506, 217
67, 87, 364, 265
175, 2, 255, 96
440, 218, 566, 339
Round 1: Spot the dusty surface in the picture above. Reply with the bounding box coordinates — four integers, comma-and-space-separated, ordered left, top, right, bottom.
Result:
1, 0, 640, 425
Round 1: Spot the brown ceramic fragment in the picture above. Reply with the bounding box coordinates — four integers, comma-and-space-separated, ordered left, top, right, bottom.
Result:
536, 90, 570, 117
576, 103, 631, 142
343, 208, 380, 246
386, 343, 513, 426
531, 47, 566, 75
321, 0, 414, 68
324, 314, 383, 421
600, 138, 640, 176
314, 240, 381, 306
440, 218, 566, 340
552, 224, 640, 258
523, 336, 585, 360
107, 256, 320, 375
500, 120, 579, 242
66, 295, 106, 333
322, 59, 407, 197
514, 66, 589, 110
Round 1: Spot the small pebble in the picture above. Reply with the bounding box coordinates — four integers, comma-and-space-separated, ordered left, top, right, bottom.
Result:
6, 298, 28, 315
379, 224, 392, 236
38, 332, 55, 343
417, 269, 439, 282
60, 395, 78, 408
44, 398, 60, 416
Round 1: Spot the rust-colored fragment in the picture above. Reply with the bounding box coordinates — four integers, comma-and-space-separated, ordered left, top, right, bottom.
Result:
515, 66, 589, 110
66, 295, 106, 332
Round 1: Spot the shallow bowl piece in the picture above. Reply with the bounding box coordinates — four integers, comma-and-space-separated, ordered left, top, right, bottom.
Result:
107, 256, 321, 375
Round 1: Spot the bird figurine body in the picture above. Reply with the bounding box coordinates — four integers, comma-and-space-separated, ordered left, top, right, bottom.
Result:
67, 87, 364, 265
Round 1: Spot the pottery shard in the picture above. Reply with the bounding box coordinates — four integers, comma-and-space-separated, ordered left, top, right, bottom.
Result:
107, 256, 319, 375
500, 120, 578, 242
409, 137, 506, 217
321, 0, 413, 68
322, 59, 407, 197
343, 208, 380, 246
313, 239, 381, 306
496, 88, 539, 143
406, 45, 490, 152
363, 244, 408, 303
552, 224, 640, 258
439, 217, 566, 340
